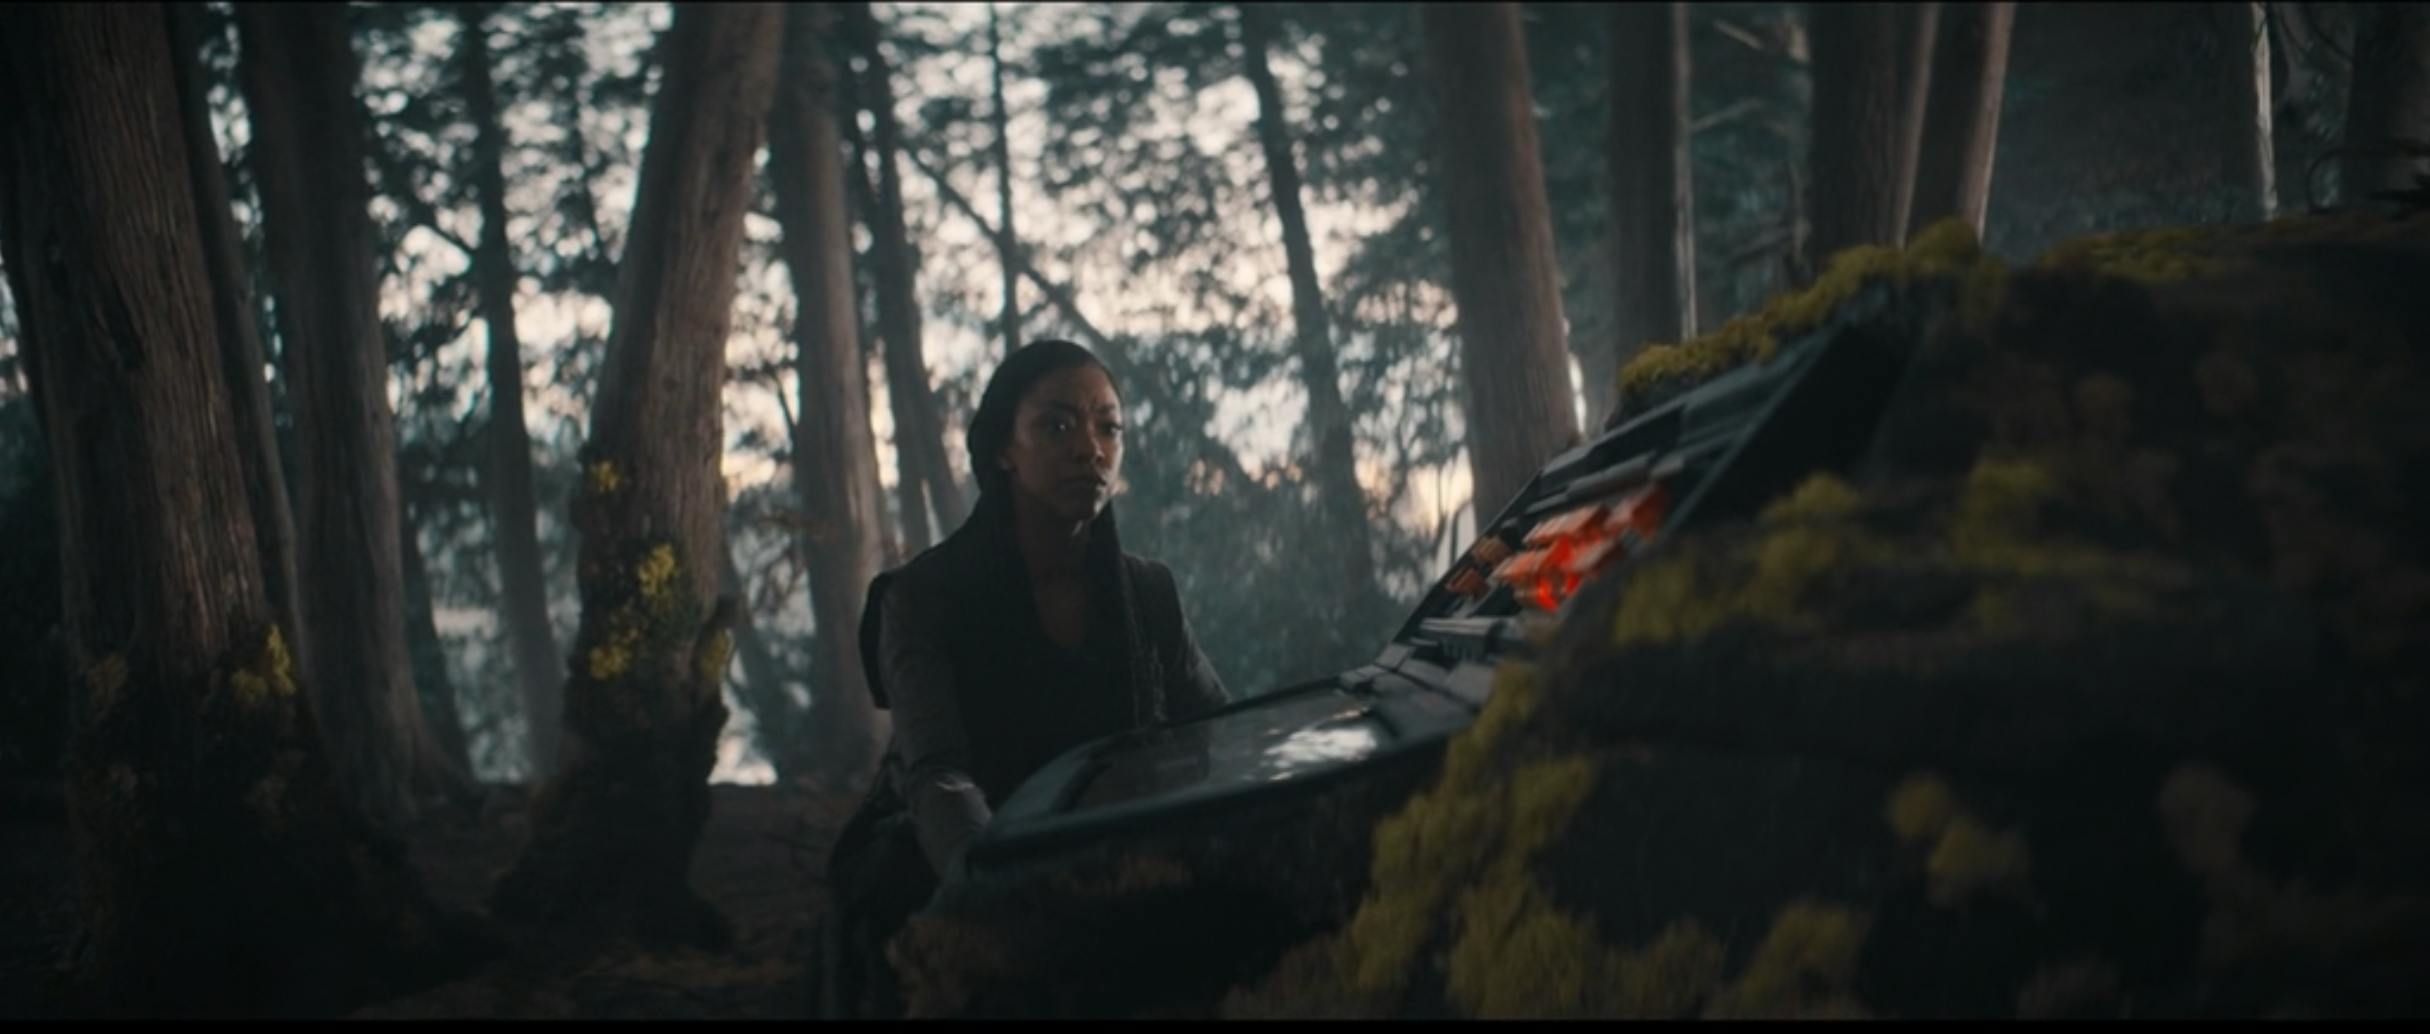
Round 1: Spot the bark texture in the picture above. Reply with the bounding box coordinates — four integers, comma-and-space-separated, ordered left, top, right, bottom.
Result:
488, 2, 780, 946
1907, 1, 2015, 235
1807, 3, 1909, 262
2341, 3, 2430, 199
1420, 2, 1580, 527
2218, 2, 2276, 220
236, 2, 461, 828
460, 2, 568, 777
164, 1, 304, 665
770, 1, 889, 790
0, 4, 468, 1014
1890, 3, 1941, 242
1605, 1, 1698, 429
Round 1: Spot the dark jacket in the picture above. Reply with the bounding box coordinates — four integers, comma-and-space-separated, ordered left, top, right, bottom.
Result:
834, 492, 1228, 880
815, 494, 1227, 1018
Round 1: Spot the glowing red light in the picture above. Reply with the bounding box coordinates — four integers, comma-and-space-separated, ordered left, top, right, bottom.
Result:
1492, 480, 1676, 612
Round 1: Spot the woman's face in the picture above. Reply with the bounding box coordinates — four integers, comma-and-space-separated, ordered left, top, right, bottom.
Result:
999, 363, 1124, 524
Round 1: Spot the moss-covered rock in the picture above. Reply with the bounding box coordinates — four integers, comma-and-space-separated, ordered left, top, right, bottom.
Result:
1270, 210, 2430, 1018
886, 210, 2430, 1019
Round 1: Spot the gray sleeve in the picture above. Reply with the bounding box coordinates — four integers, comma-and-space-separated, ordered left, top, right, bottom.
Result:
880, 578, 992, 875
1157, 566, 1232, 719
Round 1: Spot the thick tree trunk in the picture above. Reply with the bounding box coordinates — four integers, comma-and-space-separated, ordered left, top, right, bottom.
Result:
1907, 1, 2015, 236
2341, 3, 2430, 199
1890, 3, 1940, 243
488, 2, 779, 946
0, 5, 469, 1013
1419, 2, 1580, 527
842, 0, 967, 552
236, 2, 461, 829
1238, 3, 1382, 628
164, 1, 305, 668
770, 2, 888, 791
1806, 3, 1908, 263
459, 2, 568, 778
1605, 1, 1698, 430
2220, 2, 2276, 220
988, 2, 1022, 358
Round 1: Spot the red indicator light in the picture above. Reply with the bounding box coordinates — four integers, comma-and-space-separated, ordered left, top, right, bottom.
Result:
1493, 479, 1677, 612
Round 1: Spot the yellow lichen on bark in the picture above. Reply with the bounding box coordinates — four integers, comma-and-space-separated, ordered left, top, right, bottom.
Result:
587, 623, 642, 681
585, 460, 624, 496
636, 543, 679, 607
229, 625, 298, 708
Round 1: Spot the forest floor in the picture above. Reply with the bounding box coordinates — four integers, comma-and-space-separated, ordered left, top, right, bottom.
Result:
0, 780, 859, 1020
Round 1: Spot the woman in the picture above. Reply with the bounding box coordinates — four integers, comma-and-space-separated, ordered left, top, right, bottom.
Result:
818, 339, 1231, 1018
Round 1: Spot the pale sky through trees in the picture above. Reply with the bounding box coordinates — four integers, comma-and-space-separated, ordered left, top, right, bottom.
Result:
0, 1, 1577, 784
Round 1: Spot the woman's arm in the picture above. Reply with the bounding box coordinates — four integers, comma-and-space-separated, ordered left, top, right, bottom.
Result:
879, 578, 992, 875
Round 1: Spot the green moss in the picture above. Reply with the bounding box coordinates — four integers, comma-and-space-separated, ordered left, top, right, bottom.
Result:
1448, 877, 1601, 1018
1704, 900, 1874, 1018
1610, 475, 1890, 649
1885, 773, 1958, 846
1610, 919, 1729, 1018
1760, 473, 1866, 525
2033, 225, 2227, 284
1927, 814, 2033, 909
1608, 557, 1722, 648
1885, 772, 2032, 909
1619, 220, 2004, 408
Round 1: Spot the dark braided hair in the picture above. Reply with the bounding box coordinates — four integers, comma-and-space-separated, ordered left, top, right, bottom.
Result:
961, 339, 1167, 724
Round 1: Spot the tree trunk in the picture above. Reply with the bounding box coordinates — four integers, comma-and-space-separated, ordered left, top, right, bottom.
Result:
1605, 1, 1698, 430
1238, 3, 1382, 628
988, 2, 1022, 358
2220, 2, 2276, 220
488, 1, 779, 947
1907, 1, 2015, 236
1806, 3, 1908, 263
459, 2, 568, 778
164, 1, 305, 669
769, 1, 888, 791
236, 2, 462, 829
1890, 3, 1940, 243
842, 0, 967, 550
1419, 2, 1580, 527
398, 498, 476, 780
2341, 3, 2430, 199
0, 4, 469, 1013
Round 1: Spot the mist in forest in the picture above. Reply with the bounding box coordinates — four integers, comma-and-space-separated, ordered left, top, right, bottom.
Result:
1, 0, 2422, 1020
